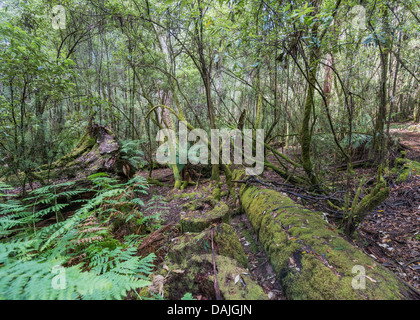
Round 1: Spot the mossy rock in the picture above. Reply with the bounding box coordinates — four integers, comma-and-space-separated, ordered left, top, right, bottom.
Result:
180, 199, 230, 233
167, 231, 208, 265
161, 255, 215, 299
239, 185, 420, 300
213, 254, 267, 300
214, 223, 248, 268
181, 196, 218, 211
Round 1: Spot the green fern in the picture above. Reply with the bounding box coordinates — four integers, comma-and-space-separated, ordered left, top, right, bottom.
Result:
120, 139, 145, 169
0, 172, 161, 300
0, 255, 153, 300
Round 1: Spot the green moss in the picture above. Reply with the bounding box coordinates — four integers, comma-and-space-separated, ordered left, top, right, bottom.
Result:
147, 178, 165, 186
214, 223, 248, 268
181, 180, 189, 190
239, 185, 414, 300
49, 132, 96, 169
6, 131, 99, 186
161, 253, 266, 300
180, 200, 230, 233
397, 160, 420, 183
213, 254, 267, 300
341, 176, 390, 236
139, 286, 150, 299
171, 192, 198, 201
241, 229, 259, 254
168, 232, 207, 265
97, 238, 120, 250
160, 223, 265, 299
174, 180, 182, 189
232, 169, 246, 182
213, 187, 221, 201
393, 151, 420, 184
181, 197, 217, 211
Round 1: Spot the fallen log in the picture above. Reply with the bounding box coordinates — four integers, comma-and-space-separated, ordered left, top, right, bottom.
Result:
152, 223, 267, 300
238, 180, 420, 300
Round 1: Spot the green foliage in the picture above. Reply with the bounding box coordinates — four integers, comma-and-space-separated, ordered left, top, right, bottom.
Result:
0, 181, 87, 236
0, 21, 76, 183
120, 139, 146, 169
181, 292, 196, 300
340, 133, 373, 151
0, 172, 163, 300
0, 246, 154, 300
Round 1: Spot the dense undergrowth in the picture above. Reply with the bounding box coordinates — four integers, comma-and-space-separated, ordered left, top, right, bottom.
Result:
0, 173, 163, 300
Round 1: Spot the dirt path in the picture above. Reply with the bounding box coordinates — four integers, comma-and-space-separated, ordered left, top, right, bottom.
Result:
390, 121, 420, 161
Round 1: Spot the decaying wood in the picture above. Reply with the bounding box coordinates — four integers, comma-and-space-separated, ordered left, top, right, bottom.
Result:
137, 224, 174, 254
28, 124, 136, 185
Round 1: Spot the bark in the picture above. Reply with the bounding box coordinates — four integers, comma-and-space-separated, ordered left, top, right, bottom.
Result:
372, 6, 390, 164
300, 1, 321, 188
414, 88, 420, 123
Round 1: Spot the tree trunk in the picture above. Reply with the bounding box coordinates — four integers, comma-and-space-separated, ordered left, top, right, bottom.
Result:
372, 6, 390, 164
414, 88, 420, 123
300, 15, 320, 187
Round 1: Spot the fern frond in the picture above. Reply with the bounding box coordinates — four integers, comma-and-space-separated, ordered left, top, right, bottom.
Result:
0, 257, 151, 300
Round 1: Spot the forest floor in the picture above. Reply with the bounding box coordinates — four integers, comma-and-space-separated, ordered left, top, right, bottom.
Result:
137, 121, 420, 296
357, 122, 420, 290
137, 169, 285, 300
4, 122, 419, 299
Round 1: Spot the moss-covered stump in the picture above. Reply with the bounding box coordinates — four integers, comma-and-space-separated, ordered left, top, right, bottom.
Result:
180, 197, 230, 233
155, 223, 267, 300
391, 151, 420, 184
239, 185, 420, 300
6, 124, 135, 186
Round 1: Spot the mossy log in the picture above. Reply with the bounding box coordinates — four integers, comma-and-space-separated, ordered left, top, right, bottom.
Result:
180, 196, 230, 233
239, 183, 420, 300
154, 223, 267, 300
